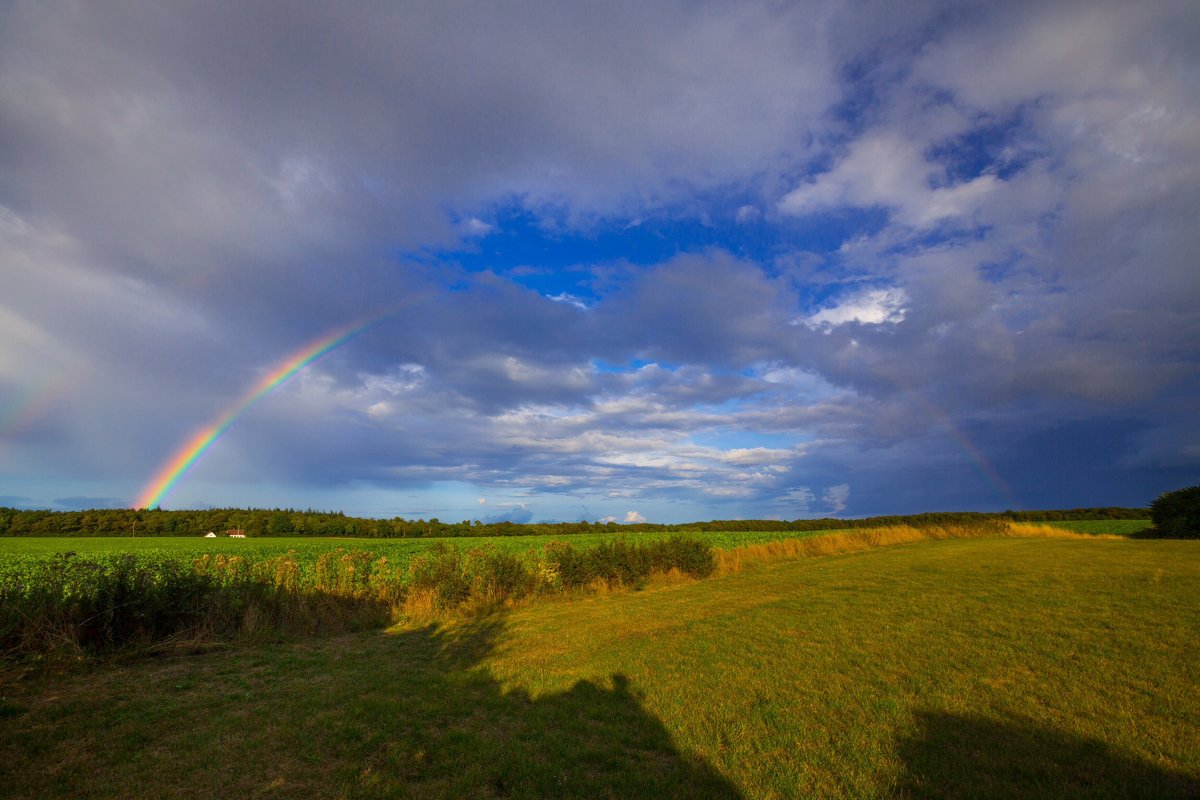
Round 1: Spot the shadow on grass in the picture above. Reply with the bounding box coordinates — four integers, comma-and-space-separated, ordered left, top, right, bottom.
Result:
0, 612, 740, 799
353, 616, 741, 798
896, 711, 1199, 799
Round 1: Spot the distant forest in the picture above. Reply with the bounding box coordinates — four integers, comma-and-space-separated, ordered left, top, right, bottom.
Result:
0, 506, 1149, 538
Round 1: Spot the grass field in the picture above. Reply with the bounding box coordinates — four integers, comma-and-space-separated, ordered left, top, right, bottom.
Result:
2, 535, 1196, 798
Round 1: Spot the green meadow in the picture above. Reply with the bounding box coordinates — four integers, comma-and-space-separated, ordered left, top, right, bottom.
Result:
2, 533, 1197, 798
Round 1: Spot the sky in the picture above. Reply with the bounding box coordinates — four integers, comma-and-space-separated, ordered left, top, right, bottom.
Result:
1, 0, 1197, 523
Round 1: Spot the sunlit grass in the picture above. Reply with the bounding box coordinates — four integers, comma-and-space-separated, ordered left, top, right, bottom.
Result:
712, 520, 1112, 574
1039, 518, 1152, 535
2, 536, 1196, 798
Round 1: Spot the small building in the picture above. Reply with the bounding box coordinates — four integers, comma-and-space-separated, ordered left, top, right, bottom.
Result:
204, 531, 217, 538
226, 529, 246, 538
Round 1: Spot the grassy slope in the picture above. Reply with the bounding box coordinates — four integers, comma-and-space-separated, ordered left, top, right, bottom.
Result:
2, 537, 1197, 799
1040, 519, 1152, 535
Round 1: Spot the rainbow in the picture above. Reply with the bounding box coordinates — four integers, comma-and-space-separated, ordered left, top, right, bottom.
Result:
0, 373, 73, 452
134, 315, 384, 509
911, 393, 1020, 508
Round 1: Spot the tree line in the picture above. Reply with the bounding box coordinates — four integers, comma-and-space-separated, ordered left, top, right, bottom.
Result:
0, 506, 1149, 538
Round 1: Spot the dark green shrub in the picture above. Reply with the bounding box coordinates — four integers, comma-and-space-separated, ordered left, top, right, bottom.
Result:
0, 553, 230, 657
1150, 486, 1200, 538
543, 537, 715, 589
407, 544, 472, 608
467, 548, 535, 602
0, 551, 399, 661
658, 536, 717, 578
541, 541, 579, 586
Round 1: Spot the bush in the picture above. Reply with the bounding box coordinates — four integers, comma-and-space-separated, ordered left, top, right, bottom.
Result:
0, 553, 230, 657
543, 536, 715, 589
407, 544, 472, 609
466, 548, 536, 604
1150, 486, 1200, 539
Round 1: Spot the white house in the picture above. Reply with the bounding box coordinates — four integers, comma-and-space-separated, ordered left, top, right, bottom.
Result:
204, 531, 217, 538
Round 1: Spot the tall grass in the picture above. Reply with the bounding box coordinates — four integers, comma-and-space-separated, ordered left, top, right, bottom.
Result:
0, 537, 715, 661
0, 551, 400, 661
714, 520, 1112, 574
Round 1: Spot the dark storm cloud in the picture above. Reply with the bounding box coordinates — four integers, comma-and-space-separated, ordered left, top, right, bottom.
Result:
0, 0, 1196, 519
0, 1, 835, 262
592, 252, 800, 367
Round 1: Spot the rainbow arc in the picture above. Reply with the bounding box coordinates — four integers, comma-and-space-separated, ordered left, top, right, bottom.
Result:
134, 315, 384, 509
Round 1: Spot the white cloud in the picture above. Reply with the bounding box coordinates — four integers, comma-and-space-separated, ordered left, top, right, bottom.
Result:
778, 133, 999, 228
474, 356, 594, 393
546, 292, 591, 311
823, 483, 850, 513
805, 288, 908, 330
735, 204, 761, 223
366, 401, 392, 419
911, 3, 1163, 111
717, 447, 797, 466
781, 487, 815, 509
624, 510, 647, 523
460, 217, 495, 237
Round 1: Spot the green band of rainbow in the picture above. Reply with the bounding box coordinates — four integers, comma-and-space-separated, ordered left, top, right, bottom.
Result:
134, 316, 383, 509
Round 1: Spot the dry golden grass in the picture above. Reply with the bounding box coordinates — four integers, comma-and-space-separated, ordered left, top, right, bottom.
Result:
715, 521, 1115, 574
399, 587, 440, 622
399, 567, 701, 626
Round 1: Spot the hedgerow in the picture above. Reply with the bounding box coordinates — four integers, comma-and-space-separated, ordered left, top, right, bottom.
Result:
0, 537, 716, 661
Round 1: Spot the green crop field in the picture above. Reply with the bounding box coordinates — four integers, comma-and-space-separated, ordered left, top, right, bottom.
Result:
0, 529, 835, 570
0, 517, 1130, 561
2, 535, 1197, 799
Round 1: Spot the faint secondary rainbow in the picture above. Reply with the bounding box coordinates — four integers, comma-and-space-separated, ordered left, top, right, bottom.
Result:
134, 315, 386, 509
910, 392, 1020, 509
0, 373, 74, 454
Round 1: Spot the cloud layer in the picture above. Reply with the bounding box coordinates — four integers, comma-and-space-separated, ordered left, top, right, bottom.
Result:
1, 0, 1196, 520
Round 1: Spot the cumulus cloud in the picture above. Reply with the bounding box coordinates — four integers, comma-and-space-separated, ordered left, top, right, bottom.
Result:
1, 0, 1195, 519
779, 133, 1000, 228
822, 484, 850, 514
484, 504, 534, 524
804, 287, 908, 330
